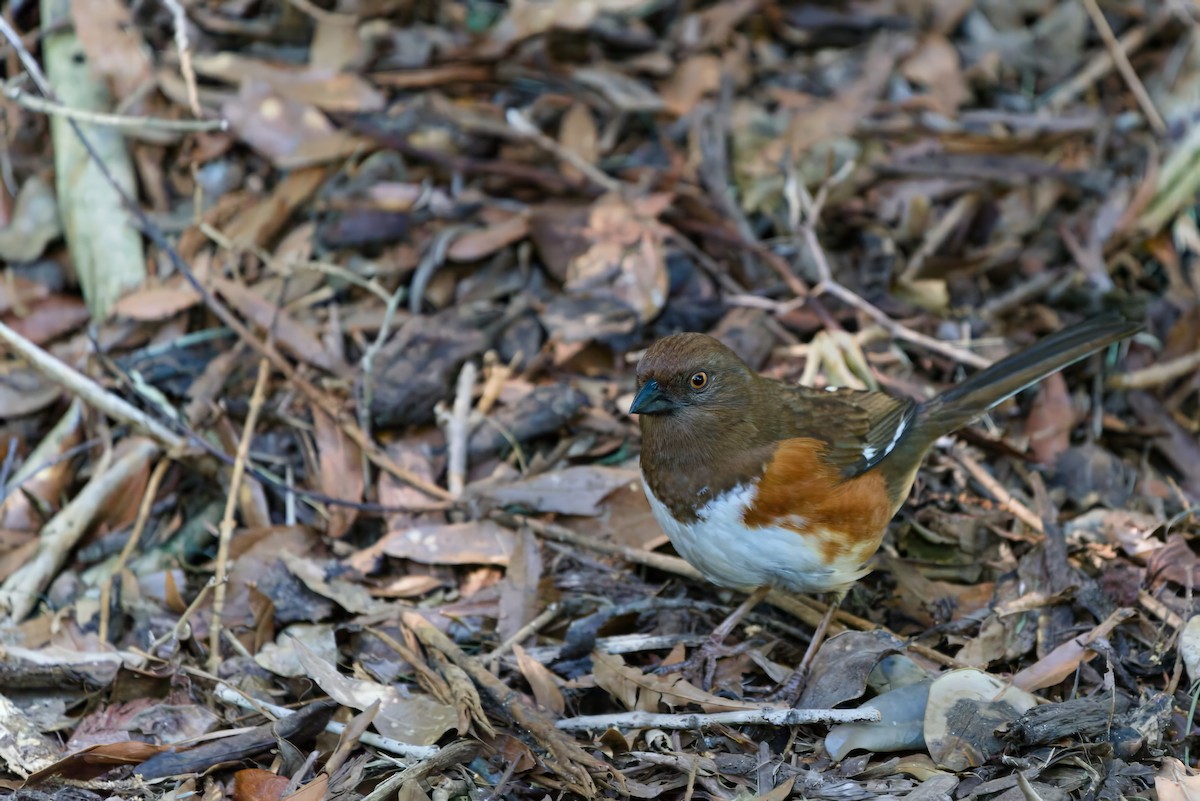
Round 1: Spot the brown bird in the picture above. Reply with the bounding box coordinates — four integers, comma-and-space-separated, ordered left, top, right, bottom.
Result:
631, 312, 1140, 693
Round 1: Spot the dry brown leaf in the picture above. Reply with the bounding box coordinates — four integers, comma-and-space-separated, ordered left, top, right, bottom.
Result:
514, 644, 565, 714
660, 54, 722, 116
233, 768, 290, 801
448, 214, 531, 262
112, 285, 202, 321
1025, 373, 1074, 466
377, 520, 516, 566
192, 53, 384, 112
70, 0, 153, 100
558, 102, 598, 183
0, 365, 63, 420
25, 741, 167, 784
292, 640, 457, 745
1156, 758, 1200, 801
498, 527, 543, 644
223, 81, 372, 169
212, 276, 349, 376
5, 296, 90, 345
592, 651, 764, 713
901, 34, 969, 115
0, 272, 50, 315
312, 408, 364, 538
480, 465, 639, 517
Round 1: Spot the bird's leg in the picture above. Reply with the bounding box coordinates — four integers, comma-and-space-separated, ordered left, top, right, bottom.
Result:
771, 592, 843, 704
688, 585, 771, 689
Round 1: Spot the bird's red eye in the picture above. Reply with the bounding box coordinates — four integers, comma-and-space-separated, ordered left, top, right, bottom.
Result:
690, 371, 708, 390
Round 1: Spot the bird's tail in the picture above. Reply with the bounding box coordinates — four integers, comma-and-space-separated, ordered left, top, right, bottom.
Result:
912, 311, 1141, 441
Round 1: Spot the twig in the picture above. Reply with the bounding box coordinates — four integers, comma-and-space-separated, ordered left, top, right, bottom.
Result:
0, 439, 159, 620
556, 705, 880, 731
506, 108, 624, 195
208, 358, 271, 673
358, 740, 478, 801
3, 78, 223, 131
148, 576, 216, 653
213, 683, 440, 760
1078, 0, 1166, 135
788, 174, 990, 370
517, 632, 708, 663
158, 0, 201, 117
1138, 589, 1184, 629
0, 321, 186, 451
401, 610, 613, 796
1043, 23, 1156, 110
444, 361, 477, 498
486, 602, 561, 667
99, 457, 172, 642
951, 446, 1046, 536
1108, 349, 1200, 389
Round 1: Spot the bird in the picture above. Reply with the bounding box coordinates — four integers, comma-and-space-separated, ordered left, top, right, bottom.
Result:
630, 312, 1140, 694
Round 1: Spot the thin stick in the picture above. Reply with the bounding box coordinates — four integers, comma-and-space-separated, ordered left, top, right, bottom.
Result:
99, 457, 173, 641
556, 705, 880, 731
788, 174, 990, 370
1108, 349, 1200, 390
1043, 24, 1154, 110
1078, 0, 1166, 135
486, 602, 561, 664
0, 321, 186, 450
952, 446, 1046, 536
208, 359, 271, 673
3, 82, 225, 131
506, 108, 624, 194
0, 439, 159, 620
213, 683, 439, 759
444, 361, 477, 498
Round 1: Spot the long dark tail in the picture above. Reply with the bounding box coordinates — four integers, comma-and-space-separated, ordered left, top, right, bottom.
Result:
912, 311, 1141, 440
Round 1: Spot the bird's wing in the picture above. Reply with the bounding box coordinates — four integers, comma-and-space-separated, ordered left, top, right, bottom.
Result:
775, 386, 918, 478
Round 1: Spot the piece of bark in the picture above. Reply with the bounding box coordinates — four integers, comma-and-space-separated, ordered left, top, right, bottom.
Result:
468, 385, 590, 458
369, 304, 501, 428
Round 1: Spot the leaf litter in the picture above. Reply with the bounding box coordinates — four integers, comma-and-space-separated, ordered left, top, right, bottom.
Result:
0, 0, 1198, 799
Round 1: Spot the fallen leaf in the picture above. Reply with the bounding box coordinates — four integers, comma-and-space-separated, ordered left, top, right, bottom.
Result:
592, 651, 764, 713
480, 465, 638, 517
312, 408, 364, 538
377, 520, 516, 566
514, 644, 565, 714
112, 284, 202, 321
292, 640, 456, 745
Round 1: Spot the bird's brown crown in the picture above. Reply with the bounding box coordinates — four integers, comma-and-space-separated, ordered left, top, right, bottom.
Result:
633, 333, 756, 416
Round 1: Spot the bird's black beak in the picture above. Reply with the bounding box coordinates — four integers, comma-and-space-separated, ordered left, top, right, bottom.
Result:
630, 379, 675, 415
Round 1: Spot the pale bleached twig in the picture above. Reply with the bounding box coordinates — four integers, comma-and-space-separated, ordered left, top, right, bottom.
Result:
208, 358, 271, 673
556, 705, 881, 731
952, 445, 1046, 536
444, 361, 477, 498
159, 0, 201, 117
3, 82, 226, 131
214, 683, 439, 759
486, 602, 561, 668
1108, 349, 1200, 390
99, 457, 173, 642
0, 320, 186, 451
506, 108, 624, 194
785, 163, 991, 370
0, 438, 159, 620
1078, 0, 1166, 135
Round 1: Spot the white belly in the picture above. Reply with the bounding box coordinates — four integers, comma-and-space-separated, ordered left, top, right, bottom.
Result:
640, 474, 870, 595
